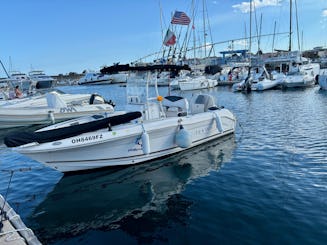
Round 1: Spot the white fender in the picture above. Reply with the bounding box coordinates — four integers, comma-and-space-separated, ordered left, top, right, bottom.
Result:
214, 112, 223, 133
141, 126, 151, 155
49, 111, 55, 124
175, 125, 192, 148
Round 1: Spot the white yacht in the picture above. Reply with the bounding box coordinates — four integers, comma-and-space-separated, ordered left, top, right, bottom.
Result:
78, 72, 112, 85
29, 70, 56, 89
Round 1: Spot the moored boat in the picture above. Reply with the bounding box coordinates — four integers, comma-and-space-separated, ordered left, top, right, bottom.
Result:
0, 91, 115, 129
5, 66, 236, 172
232, 66, 283, 92
178, 76, 217, 91
78, 72, 112, 85
318, 72, 327, 90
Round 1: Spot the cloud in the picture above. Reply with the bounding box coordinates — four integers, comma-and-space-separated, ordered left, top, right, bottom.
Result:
322, 9, 327, 17
321, 9, 327, 30
232, 0, 282, 13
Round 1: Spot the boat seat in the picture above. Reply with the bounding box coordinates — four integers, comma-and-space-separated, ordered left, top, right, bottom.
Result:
162, 96, 189, 117
190, 94, 216, 114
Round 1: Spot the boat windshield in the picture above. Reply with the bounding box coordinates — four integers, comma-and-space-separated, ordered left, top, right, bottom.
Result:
126, 71, 158, 104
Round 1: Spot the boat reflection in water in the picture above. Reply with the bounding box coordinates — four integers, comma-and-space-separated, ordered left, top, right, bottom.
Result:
30, 135, 236, 243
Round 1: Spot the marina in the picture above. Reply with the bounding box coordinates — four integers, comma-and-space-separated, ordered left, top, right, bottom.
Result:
1, 0, 327, 244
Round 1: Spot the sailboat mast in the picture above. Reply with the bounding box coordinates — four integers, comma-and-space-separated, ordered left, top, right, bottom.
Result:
0, 59, 9, 78
272, 20, 276, 53
259, 13, 262, 52
203, 0, 206, 57
289, 0, 292, 52
159, 1, 164, 43
192, 0, 196, 63
295, 0, 301, 51
249, 0, 252, 66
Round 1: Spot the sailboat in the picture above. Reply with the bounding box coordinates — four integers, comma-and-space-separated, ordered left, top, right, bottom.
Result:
264, 0, 320, 88
233, 0, 286, 92
233, 0, 254, 92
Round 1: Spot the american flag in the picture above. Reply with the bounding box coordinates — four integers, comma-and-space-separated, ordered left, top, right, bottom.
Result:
171, 11, 191, 25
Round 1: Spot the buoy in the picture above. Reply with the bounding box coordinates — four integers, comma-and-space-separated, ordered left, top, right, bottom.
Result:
157, 95, 163, 102
175, 125, 192, 148
214, 113, 223, 132
142, 131, 151, 154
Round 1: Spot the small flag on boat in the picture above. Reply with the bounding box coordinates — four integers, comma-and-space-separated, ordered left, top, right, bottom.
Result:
163, 29, 176, 46
171, 11, 191, 25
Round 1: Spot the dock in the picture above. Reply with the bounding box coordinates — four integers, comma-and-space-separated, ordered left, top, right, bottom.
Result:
0, 194, 41, 245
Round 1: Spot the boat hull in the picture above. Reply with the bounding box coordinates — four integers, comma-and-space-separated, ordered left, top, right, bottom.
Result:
282, 74, 315, 88
15, 109, 236, 172
318, 74, 327, 90
251, 78, 283, 91
179, 78, 217, 91
0, 104, 114, 129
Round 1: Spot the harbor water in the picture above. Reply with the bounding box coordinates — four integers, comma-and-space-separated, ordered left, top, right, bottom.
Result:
0, 84, 326, 244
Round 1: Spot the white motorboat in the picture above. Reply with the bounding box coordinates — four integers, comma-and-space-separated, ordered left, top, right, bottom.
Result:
281, 64, 319, 88
171, 70, 217, 91
232, 66, 282, 92
30, 135, 235, 240
0, 71, 32, 98
218, 65, 248, 86
0, 89, 105, 108
282, 73, 315, 88
169, 70, 191, 90
0, 91, 115, 129
250, 67, 284, 91
318, 73, 327, 90
5, 66, 236, 173
178, 76, 217, 91
264, 51, 320, 88
251, 78, 282, 91
29, 70, 56, 89
78, 72, 112, 85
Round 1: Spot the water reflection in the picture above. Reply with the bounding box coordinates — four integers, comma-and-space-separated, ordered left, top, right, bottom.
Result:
29, 135, 236, 243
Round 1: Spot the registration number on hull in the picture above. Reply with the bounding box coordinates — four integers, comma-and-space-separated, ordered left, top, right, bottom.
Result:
71, 134, 103, 144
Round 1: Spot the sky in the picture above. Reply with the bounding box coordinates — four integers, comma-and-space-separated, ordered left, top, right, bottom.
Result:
1, 0, 326, 76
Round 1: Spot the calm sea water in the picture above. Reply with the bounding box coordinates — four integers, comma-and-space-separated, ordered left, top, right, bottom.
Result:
0, 84, 326, 244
